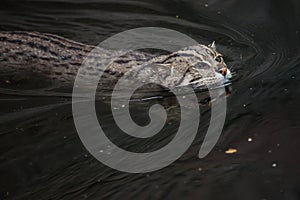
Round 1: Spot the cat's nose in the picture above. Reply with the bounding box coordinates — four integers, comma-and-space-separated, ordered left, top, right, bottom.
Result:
218, 68, 232, 79
219, 68, 227, 76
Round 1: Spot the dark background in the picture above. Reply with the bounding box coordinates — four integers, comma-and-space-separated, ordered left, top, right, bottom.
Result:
0, 0, 300, 199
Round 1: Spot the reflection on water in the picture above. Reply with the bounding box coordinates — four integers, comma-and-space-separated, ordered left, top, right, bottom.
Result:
1, 0, 300, 199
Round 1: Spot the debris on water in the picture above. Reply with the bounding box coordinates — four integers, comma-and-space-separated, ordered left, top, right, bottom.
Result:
243, 104, 247, 108
276, 143, 280, 148
63, 136, 67, 139
268, 150, 272, 154
272, 163, 278, 168
99, 150, 104, 153
204, 3, 209, 7
121, 104, 125, 108
198, 167, 203, 172
249, 87, 253, 90
175, 15, 179, 18
248, 138, 253, 142
5, 80, 11, 84
225, 148, 237, 154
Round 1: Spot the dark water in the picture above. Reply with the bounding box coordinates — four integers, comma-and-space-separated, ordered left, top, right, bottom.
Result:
1, 0, 300, 199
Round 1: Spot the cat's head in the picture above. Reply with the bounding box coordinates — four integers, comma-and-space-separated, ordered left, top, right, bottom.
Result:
159, 42, 232, 88
207, 41, 232, 80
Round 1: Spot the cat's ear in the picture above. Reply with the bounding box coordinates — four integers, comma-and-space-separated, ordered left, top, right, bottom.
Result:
208, 41, 216, 50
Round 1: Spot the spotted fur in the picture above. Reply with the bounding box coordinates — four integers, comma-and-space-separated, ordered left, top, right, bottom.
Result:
0, 31, 231, 89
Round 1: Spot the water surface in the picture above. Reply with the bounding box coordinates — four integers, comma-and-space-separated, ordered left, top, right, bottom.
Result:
0, 0, 300, 199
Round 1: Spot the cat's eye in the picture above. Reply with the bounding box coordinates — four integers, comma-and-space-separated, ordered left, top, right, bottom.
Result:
215, 56, 222, 62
